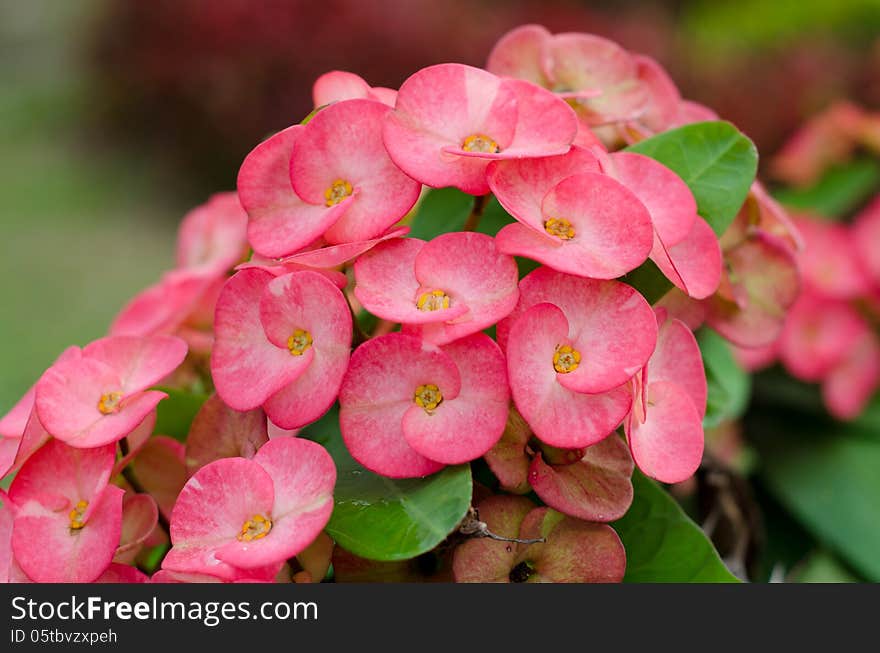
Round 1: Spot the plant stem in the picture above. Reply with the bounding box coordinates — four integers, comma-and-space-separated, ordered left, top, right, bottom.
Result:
463, 194, 488, 232
119, 437, 172, 537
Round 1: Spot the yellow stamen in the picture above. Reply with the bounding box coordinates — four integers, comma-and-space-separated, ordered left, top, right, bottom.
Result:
69, 500, 88, 530
462, 134, 500, 154
414, 384, 443, 413
237, 514, 273, 542
324, 179, 353, 206
544, 218, 576, 240
97, 391, 123, 415
416, 289, 451, 312
287, 329, 313, 356
553, 345, 581, 374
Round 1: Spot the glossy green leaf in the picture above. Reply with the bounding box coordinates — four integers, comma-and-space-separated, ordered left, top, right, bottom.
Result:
613, 470, 739, 582
622, 259, 673, 305
753, 412, 880, 581
626, 121, 758, 237
698, 327, 752, 428
154, 387, 209, 442
793, 550, 860, 583
300, 406, 473, 561
774, 158, 880, 219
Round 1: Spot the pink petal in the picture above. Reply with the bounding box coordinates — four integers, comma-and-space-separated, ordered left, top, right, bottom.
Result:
628, 55, 681, 134
649, 316, 707, 417
383, 63, 518, 194
402, 333, 509, 464
822, 331, 880, 420
483, 408, 532, 493
499, 267, 657, 394
112, 409, 158, 476
627, 381, 704, 483
529, 433, 633, 522
13, 484, 123, 583
506, 303, 631, 448
110, 270, 215, 337
651, 216, 723, 300
854, 196, 880, 285
795, 216, 870, 300
185, 394, 268, 476
354, 237, 469, 325
96, 563, 150, 583
290, 99, 421, 244
606, 152, 696, 247
278, 225, 409, 269
212, 269, 312, 411
131, 436, 188, 520
499, 78, 577, 157
176, 191, 249, 274
487, 146, 602, 234
115, 493, 159, 561
486, 24, 554, 87
84, 335, 187, 395
238, 125, 348, 258
312, 70, 372, 106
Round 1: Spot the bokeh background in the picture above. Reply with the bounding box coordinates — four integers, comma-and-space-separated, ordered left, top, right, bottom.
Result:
2, 0, 879, 581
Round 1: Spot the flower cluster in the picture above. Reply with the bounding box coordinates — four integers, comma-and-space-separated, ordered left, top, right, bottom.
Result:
1, 24, 784, 583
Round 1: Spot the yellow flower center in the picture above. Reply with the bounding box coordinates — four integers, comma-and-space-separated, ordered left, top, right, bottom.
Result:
97, 391, 123, 415
553, 345, 581, 374
416, 289, 451, 312
324, 179, 353, 206
414, 384, 443, 413
69, 500, 89, 530
287, 329, 313, 356
462, 134, 500, 154
237, 514, 273, 542
544, 218, 576, 240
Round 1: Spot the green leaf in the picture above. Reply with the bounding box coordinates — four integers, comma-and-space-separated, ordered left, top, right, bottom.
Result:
698, 327, 752, 428
154, 387, 209, 442
793, 550, 860, 583
774, 158, 880, 219
613, 470, 739, 582
408, 188, 513, 240
300, 406, 473, 561
626, 121, 758, 237
753, 412, 880, 581
622, 259, 673, 305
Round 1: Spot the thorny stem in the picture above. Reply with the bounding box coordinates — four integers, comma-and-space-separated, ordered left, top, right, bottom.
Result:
463, 194, 488, 232
345, 290, 369, 347
458, 507, 545, 545
119, 437, 171, 537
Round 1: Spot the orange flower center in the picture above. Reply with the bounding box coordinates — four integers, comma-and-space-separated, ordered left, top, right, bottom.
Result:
237, 514, 273, 542
462, 134, 500, 154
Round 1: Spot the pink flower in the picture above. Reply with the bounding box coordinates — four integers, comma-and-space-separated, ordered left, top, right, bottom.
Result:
794, 215, 870, 300
8, 439, 123, 582
339, 332, 509, 478
822, 330, 880, 420
35, 335, 187, 448
625, 310, 706, 483
176, 192, 249, 275
502, 267, 657, 448
162, 437, 335, 581
486, 24, 648, 126
383, 63, 577, 195
238, 98, 421, 258
312, 70, 397, 107
854, 196, 880, 286
353, 232, 519, 345
487, 147, 654, 279
211, 269, 352, 429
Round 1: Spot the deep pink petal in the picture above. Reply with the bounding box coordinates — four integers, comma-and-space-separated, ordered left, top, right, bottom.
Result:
626, 381, 704, 483
822, 331, 880, 420
238, 125, 347, 258
795, 216, 870, 300
185, 394, 268, 476
402, 334, 509, 464
96, 563, 150, 583
507, 303, 631, 448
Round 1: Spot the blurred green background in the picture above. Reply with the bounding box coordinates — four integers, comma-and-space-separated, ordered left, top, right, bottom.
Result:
1, 0, 879, 582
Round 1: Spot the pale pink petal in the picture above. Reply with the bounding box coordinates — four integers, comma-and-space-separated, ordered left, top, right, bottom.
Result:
506, 303, 631, 448
212, 269, 312, 411
401, 334, 509, 464
115, 493, 159, 560
176, 191, 249, 273
279, 226, 409, 269
238, 125, 348, 258
627, 381, 704, 483
486, 24, 554, 86
110, 270, 215, 337
498, 78, 577, 157
313, 71, 372, 106
290, 99, 421, 244
649, 316, 707, 417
